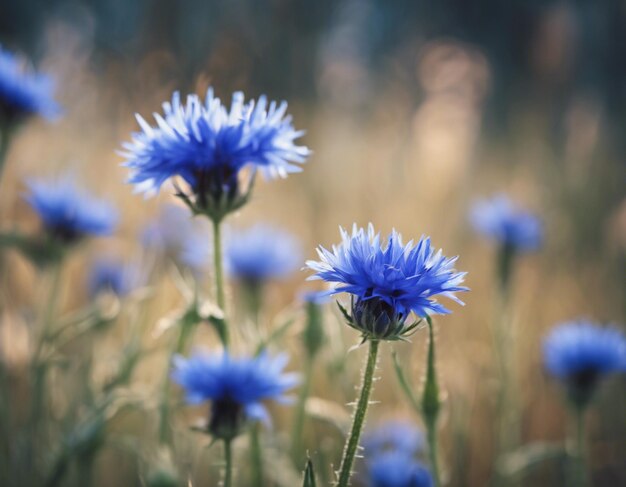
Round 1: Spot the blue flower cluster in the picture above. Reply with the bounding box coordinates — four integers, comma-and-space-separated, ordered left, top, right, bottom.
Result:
172, 351, 299, 439
121, 89, 310, 217
307, 224, 467, 339
363, 421, 432, 487
226, 223, 301, 284
543, 320, 626, 407
367, 453, 433, 487
363, 420, 424, 456
25, 175, 117, 244
142, 204, 209, 274
470, 195, 542, 252
0, 46, 60, 124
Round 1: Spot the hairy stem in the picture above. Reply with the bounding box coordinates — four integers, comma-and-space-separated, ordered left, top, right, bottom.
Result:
337, 339, 379, 487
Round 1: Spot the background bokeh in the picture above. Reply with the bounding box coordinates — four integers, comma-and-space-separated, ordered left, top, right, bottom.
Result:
1, 1, 625, 486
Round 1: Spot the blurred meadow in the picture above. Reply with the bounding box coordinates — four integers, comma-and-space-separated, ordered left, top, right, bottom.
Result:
0, 1, 625, 486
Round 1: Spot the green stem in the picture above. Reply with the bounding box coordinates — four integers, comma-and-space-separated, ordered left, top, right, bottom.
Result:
158, 313, 196, 444
568, 406, 587, 487
493, 246, 520, 485
212, 218, 229, 348
223, 438, 233, 487
0, 121, 13, 187
337, 339, 380, 487
291, 356, 314, 465
422, 317, 442, 487
31, 264, 63, 425
28, 263, 63, 471
426, 418, 441, 487
250, 424, 263, 487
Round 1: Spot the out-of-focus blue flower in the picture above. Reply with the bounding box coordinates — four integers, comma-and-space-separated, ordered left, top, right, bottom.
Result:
121, 89, 310, 218
363, 420, 425, 457
226, 224, 301, 284
0, 46, 60, 123
87, 257, 141, 298
306, 224, 467, 339
469, 195, 542, 252
299, 290, 331, 305
142, 204, 209, 274
172, 351, 299, 439
543, 320, 626, 406
25, 175, 117, 244
367, 452, 433, 487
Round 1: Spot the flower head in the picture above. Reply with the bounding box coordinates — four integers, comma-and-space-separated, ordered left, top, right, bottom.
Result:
25, 175, 117, 244
543, 320, 626, 408
363, 420, 425, 457
142, 204, 209, 274
172, 351, 299, 439
87, 257, 142, 298
306, 224, 467, 340
121, 89, 310, 220
0, 46, 60, 124
226, 223, 301, 285
469, 194, 542, 252
367, 452, 433, 487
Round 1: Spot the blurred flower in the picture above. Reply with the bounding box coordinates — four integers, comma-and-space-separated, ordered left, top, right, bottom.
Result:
226, 224, 301, 285
25, 175, 117, 244
469, 194, 542, 252
543, 320, 626, 408
87, 257, 142, 298
121, 88, 310, 220
300, 290, 331, 305
142, 204, 209, 274
172, 351, 299, 439
363, 420, 425, 457
0, 46, 61, 124
306, 224, 467, 340
366, 452, 433, 487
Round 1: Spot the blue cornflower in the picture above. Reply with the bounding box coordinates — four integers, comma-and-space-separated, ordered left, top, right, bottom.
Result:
226, 224, 301, 285
25, 175, 117, 244
172, 351, 299, 439
142, 204, 209, 274
121, 89, 310, 220
306, 224, 467, 340
469, 194, 542, 252
299, 290, 331, 306
363, 420, 425, 457
0, 46, 60, 124
543, 320, 626, 408
87, 257, 142, 298
367, 452, 433, 487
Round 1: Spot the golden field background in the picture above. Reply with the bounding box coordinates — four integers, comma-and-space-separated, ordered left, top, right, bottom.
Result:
1, 8, 625, 486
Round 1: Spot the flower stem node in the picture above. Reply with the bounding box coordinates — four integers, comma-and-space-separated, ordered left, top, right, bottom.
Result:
208, 397, 247, 441
175, 170, 255, 224
338, 297, 421, 342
